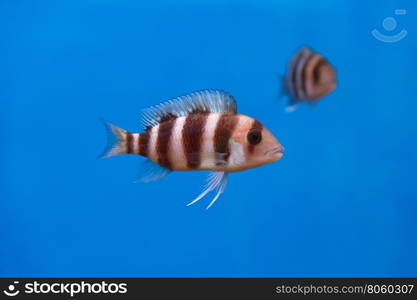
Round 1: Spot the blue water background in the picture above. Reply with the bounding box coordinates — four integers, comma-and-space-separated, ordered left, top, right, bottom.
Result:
1, 0, 416, 277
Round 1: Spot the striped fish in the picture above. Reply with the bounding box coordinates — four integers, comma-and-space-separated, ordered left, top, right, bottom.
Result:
283, 47, 336, 112
100, 89, 284, 208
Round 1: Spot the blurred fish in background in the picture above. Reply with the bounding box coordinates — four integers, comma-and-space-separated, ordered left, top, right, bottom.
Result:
282, 47, 337, 112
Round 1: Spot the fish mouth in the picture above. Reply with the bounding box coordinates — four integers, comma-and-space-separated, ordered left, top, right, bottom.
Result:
265, 145, 285, 158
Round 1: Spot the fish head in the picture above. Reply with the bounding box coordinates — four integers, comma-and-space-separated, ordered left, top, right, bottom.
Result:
307, 57, 337, 100
228, 115, 284, 171
317, 60, 336, 89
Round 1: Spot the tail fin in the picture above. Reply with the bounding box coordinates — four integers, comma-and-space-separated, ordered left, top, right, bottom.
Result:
98, 121, 128, 159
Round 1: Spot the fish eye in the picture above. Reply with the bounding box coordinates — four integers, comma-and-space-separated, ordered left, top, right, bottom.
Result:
247, 130, 262, 145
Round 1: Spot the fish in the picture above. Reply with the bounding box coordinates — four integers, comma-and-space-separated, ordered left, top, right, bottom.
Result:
282, 47, 336, 112
100, 89, 284, 208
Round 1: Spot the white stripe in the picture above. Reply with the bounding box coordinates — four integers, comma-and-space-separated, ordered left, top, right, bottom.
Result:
169, 116, 187, 170
147, 125, 159, 162
132, 133, 140, 154
200, 113, 221, 169
294, 48, 312, 100
227, 115, 246, 169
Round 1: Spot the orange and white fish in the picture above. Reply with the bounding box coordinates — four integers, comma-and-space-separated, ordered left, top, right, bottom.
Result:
101, 90, 284, 208
283, 47, 336, 112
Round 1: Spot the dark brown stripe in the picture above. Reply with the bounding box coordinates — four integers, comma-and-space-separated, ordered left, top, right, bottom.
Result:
159, 112, 177, 123
300, 52, 316, 98
156, 120, 175, 169
139, 130, 150, 157
291, 49, 311, 100
312, 57, 327, 85
292, 50, 311, 100
248, 120, 263, 153
126, 132, 133, 153
213, 113, 238, 165
182, 114, 208, 169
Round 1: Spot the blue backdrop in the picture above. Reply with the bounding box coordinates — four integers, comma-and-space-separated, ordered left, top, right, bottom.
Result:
1, 0, 416, 277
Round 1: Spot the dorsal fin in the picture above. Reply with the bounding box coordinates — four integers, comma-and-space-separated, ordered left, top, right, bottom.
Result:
141, 89, 237, 130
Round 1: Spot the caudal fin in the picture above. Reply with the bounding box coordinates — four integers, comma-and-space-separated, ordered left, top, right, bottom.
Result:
98, 121, 129, 159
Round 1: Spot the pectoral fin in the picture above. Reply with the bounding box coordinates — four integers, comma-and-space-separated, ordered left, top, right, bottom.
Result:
185, 152, 228, 167
136, 159, 172, 183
